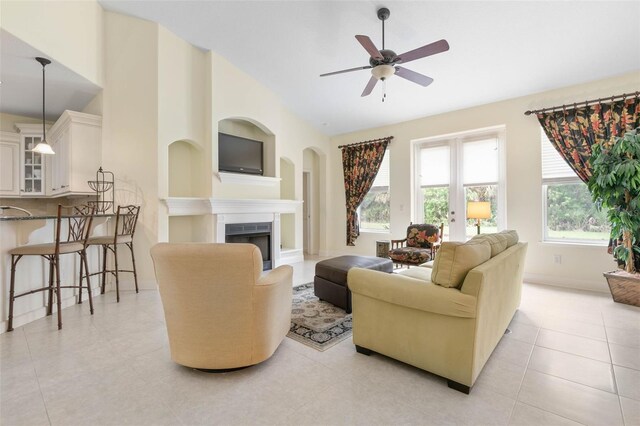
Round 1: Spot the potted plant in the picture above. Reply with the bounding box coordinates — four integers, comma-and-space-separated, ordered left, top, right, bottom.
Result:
588, 127, 640, 306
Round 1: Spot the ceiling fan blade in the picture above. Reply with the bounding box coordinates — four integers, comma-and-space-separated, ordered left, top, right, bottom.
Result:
320, 65, 372, 77
355, 35, 383, 60
361, 76, 378, 97
396, 39, 450, 64
394, 66, 434, 87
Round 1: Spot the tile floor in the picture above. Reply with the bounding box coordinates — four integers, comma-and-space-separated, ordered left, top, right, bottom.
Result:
1, 257, 639, 425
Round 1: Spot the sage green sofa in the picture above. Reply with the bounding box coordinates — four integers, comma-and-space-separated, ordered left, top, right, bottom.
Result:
347, 231, 527, 393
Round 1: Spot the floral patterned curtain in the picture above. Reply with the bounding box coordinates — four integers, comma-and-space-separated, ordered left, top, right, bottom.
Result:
341, 138, 391, 246
537, 96, 640, 183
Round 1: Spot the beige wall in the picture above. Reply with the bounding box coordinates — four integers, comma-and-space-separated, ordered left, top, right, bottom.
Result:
329, 71, 640, 292
0, 113, 53, 133
1, 0, 104, 86
101, 11, 159, 288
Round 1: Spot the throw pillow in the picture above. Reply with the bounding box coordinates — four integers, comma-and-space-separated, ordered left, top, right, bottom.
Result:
471, 233, 509, 257
431, 240, 491, 289
498, 230, 519, 247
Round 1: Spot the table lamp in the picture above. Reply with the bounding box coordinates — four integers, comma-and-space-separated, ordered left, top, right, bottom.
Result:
467, 201, 491, 235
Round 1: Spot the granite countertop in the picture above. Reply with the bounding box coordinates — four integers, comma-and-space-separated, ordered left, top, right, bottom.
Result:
0, 213, 118, 221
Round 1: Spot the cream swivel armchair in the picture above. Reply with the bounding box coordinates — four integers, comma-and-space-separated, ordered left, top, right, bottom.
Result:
150, 243, 293, 370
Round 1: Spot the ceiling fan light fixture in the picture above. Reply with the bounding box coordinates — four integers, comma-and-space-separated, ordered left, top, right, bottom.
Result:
372, 64, 395, 81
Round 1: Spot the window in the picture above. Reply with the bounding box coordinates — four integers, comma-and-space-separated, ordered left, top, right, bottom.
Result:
463, 138, 499, 238
359, 150, 390, 232
541, 133, 609, 244
420, 144, 450, 238
415, 128, 504, 241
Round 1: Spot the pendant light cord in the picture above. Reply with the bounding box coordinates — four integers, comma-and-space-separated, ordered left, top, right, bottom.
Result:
35, 57, 51, 142
42, 62, 46, 141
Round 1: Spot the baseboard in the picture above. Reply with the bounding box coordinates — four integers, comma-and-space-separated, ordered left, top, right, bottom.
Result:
523, 273, 609, 294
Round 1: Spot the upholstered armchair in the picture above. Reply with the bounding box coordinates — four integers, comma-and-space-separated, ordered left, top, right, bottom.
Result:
150, 243, 293, 370
389, 223, 443, 267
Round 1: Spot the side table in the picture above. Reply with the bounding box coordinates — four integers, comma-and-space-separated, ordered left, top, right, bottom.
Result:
376, 240, 390, 258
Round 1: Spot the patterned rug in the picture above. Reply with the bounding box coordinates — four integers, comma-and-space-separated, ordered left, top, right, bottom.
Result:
287, 282, 352, 351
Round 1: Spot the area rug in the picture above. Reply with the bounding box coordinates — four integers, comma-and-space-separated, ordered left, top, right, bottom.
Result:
287, 283, 352, 351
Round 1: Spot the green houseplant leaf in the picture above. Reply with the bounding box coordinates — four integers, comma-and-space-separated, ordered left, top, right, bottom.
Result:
588, 127, 640, 274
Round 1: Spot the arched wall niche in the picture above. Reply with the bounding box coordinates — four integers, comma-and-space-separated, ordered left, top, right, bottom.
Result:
302, 147, 322, 255
280, 156, 296, 250
217, 117, 276, 178
168, 139, 205, 198
168, 139, 208, 244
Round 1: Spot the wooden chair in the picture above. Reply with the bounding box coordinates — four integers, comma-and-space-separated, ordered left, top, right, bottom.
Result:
7, 204, 95, 331
86, 205, 140, 302
389, 223, 444, 268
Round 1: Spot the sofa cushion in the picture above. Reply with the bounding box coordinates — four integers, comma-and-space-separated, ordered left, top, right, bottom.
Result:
398, 266, 433, 281
499, 230, 519, 247
389, 246, 432, 264
431, 240, 491, 289
406, 224, 440, 248
471, 233, 509, 257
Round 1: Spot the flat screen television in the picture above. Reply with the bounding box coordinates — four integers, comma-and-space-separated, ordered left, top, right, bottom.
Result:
218, 132, 263, 175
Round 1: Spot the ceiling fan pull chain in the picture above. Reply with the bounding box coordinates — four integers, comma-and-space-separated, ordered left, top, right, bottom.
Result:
382, 80, 387, 102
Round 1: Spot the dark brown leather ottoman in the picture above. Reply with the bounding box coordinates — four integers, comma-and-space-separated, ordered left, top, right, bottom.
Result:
314, 255, 393, 313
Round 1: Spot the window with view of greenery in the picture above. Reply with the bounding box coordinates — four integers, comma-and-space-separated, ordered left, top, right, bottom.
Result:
541, 133, 609, 243
465, 185, 498, 236
359, 151, 390, 231
419, 136, 503, 240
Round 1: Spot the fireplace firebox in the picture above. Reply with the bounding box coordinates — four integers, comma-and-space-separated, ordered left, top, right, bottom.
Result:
225, 222, 272, 270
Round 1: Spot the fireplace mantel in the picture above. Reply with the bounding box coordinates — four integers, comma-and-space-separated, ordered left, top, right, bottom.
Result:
162, 197, 304, 266
163, 197, 301, 216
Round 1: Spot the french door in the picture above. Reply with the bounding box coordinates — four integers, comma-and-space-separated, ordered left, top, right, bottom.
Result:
414, 128, 505, 241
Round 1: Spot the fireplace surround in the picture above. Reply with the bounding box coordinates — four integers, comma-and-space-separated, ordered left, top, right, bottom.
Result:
225, 222, 272, 270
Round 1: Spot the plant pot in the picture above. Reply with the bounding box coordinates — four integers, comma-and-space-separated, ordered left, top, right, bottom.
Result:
603, 270, 640, 307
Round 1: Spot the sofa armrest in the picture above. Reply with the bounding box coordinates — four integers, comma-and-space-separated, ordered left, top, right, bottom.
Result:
347, 268, 476, 318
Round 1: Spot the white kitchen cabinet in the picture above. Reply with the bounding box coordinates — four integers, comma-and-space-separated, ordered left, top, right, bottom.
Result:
0, 131, 21, 196
14, 124, 47, 196
47, 111, 102, 197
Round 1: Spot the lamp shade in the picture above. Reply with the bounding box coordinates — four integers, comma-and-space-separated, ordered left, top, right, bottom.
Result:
467, 201, 491, 219
32, 141, 55, 155
372, 64, 395, 81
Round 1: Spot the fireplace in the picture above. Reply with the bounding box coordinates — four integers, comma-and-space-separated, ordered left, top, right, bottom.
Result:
225, 222, 272, 270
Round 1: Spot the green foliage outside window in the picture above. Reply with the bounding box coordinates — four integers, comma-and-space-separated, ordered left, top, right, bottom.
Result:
359, 188, 390, 230
546, 183, 609, 237
423, 187, 449, 225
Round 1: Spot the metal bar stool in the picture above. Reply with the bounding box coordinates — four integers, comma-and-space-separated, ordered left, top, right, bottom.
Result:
7, 204, 96, 331
86, 205, 140, 302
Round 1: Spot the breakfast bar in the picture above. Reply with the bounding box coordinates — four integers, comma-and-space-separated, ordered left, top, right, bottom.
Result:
0, 213, 113, 331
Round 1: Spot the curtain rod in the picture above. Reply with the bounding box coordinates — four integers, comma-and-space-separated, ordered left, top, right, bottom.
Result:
524, 91, 639, 116
338, 136, 393, 149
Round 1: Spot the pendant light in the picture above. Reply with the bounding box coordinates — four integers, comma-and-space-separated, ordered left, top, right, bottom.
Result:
32, 57, 55, 155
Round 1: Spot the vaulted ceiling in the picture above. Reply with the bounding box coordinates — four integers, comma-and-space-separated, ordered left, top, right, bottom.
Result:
2, 2, 638, 136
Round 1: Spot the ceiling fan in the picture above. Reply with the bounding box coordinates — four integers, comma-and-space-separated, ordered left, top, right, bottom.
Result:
320, 7, 449, 99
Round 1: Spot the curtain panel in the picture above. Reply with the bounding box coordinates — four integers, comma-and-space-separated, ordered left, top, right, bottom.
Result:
537, 97, 640, 183
341, 138, 391, 246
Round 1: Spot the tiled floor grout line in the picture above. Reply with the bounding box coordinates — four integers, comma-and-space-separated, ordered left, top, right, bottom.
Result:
603, 312, 627, 425
533, 342, 611, 364
22, 327, 53, 426
506, 325, 539, 424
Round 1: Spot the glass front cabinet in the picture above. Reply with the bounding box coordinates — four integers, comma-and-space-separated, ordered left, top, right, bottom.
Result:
14, 123, 48, 196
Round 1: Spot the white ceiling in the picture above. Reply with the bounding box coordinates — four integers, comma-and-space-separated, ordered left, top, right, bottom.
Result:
98, 0, 640, 136
2, 2, 638, 135
0, 30, 101, 122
